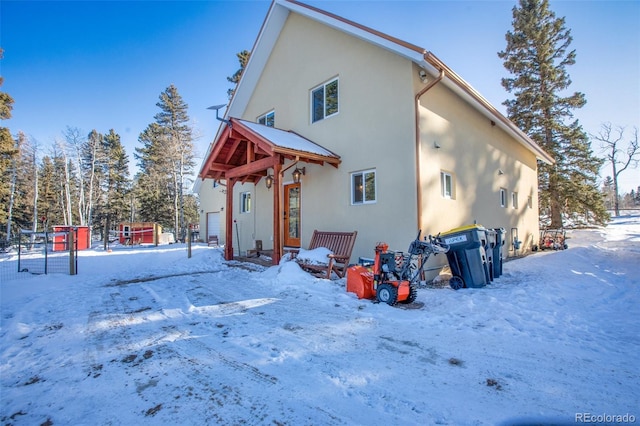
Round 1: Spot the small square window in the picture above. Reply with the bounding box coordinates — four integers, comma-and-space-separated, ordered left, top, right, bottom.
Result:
240, 192, 251, 213
441, 171, 454, 199
311, 78, 339, 123
500, 188, 507, 208
351, 169, 376, 204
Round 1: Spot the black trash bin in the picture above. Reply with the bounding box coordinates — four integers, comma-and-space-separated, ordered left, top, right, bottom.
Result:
441, 224, 490, 289
493, 228, 506, 278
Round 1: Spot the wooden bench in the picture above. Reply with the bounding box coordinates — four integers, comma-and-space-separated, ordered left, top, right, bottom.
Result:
293, 230, 358, 279
208, 235, 219, 247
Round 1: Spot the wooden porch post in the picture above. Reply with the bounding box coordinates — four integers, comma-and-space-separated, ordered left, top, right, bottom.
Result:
272, 160, 282, 265
224, 177, 236, 261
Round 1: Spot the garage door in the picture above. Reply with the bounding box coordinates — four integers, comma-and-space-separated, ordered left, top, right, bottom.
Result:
207, 212, 220, 240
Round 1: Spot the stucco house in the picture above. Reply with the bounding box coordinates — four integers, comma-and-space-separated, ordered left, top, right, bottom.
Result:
195, 0, 554, 276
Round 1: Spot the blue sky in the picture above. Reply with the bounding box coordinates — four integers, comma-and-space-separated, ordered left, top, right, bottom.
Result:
2, 0, 638, 193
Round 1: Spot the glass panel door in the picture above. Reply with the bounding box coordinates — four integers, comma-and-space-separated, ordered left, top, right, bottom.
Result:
284, 183, 301, 247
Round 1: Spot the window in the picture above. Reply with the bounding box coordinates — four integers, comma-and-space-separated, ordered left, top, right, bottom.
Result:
441, 171, 453, 199
512, 192, 518, 209
311, 78, 339, 123
240, 192, 251, 213
257, 110, 275, 127
351, 169, 376, 204
527, 195, 533, 209
500, 188, 507, 207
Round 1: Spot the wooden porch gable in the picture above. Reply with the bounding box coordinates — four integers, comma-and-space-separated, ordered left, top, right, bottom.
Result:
198, 117, 341, 265
200, 118, 340, 183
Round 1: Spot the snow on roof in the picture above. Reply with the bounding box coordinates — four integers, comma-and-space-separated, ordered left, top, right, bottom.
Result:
237, 119, 340, 160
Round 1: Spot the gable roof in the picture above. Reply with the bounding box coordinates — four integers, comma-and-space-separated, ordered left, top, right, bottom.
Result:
219, 0, 553, 166
199, 118, 340, 183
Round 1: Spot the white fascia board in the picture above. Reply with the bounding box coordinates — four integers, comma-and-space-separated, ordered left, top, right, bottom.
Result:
193, 178, 202, 193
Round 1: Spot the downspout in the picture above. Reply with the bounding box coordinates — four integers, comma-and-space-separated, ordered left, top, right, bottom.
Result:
415, 57, 445, 232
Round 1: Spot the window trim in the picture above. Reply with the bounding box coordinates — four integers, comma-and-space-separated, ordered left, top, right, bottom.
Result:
350, 169, 376, 205
512, 192, 518, 209
500, 188, 507, 208
441, 171, 454, 199
257, 110, 275, 127
240, 191, 251, 213
311, 77, 339, 123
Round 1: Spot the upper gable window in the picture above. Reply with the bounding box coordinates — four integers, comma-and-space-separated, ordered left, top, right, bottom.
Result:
257, 110, 275, 127
311, 78, 339, 123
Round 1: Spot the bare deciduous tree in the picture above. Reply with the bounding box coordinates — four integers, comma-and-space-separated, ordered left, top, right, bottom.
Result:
592, 123, 639, 216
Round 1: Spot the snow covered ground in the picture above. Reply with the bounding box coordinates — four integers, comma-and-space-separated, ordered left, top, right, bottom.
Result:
1, 214, 639, 425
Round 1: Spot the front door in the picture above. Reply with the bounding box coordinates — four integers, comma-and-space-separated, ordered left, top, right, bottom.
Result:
283, 183, 301, 247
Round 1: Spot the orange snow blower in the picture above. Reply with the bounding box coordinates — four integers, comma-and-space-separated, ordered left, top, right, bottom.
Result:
347, 231, 449, 306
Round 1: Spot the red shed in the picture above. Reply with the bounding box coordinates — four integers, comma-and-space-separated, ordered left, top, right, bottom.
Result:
52, 226, 91, 251
119, 222, 161, 245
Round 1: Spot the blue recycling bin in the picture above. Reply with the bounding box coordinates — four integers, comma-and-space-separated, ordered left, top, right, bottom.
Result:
441, 224, 490, 289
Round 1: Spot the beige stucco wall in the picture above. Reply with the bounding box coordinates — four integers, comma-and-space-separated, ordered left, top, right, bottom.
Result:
197, 179, 227, 245
415, 70, 540, 258
215, 11, 541, 274
235, 12, 419, 260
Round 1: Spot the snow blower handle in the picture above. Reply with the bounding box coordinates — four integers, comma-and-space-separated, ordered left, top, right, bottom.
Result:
408, 231, 449, 256
428, 233, 450, 254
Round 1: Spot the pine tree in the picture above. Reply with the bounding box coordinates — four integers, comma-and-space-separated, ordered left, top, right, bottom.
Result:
0, 48, 16, 232
134, 122, 174, 229
101, 129, 130, 233
498, 0, 608, 227
227, 50, 250, 99
38, 156, 59, 230
0, 128, 15, 229
9, 134, 37, 235
601, 176, 614, 210
143, 85, 195, 241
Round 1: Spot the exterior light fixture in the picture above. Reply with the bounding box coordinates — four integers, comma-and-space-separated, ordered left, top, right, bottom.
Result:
498, 169, 505, 175
292, 166, 306, 183
265, 174, 274, 189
